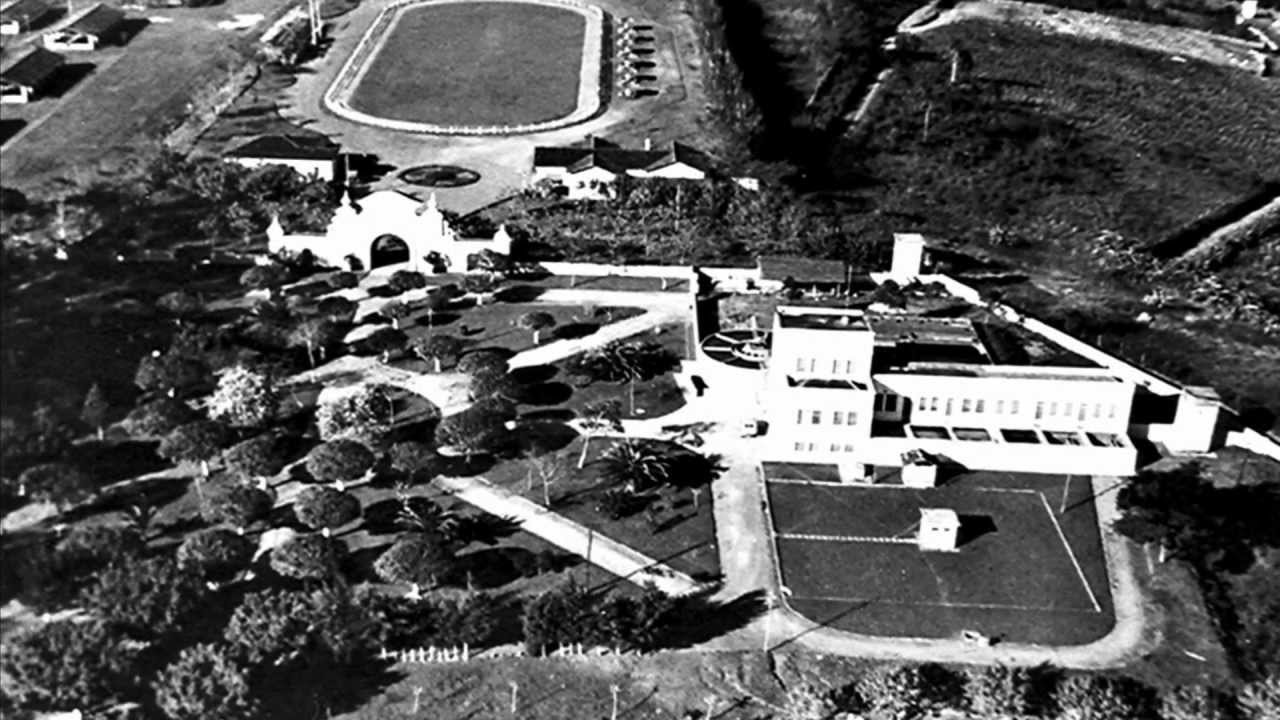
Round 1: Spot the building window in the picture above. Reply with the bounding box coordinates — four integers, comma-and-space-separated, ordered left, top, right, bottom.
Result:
961, 398, 971, 413
794, 442, 805, 452
832, 359, 839, 374
1011, 399, 1020, 414
1078, 404, 1087, 421
809, 359, 816, 372
833, 411, 844, 425
874, 395, 898, 413
917, 397, 927, 413
844, 444, 855, 452
811, 411, 822, 425
1035, 402, 1044, 420
1050, 402, 1058, 416
795, 358, 806, 372
1063, 403, 1073, 419
996, 399, 1004, 415
930, 397, 939, 412
830, 443, 841, 452
846, 360, 855, 374
796, 409, 804, 424
846, 411, 857, 425
1108, 404, 1117, 419
1093, 403, 1101, 418
808, 443, 816, 452
945, 398, 953, 416
975, 399, 985, 413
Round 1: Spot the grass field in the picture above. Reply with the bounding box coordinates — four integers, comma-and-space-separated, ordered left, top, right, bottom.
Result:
766, 472, 1115, 644
348, 1, 586, 127
0, 0, 293, 191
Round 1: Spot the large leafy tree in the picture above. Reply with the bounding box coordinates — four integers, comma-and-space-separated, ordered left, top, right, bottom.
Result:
411, 334, 463, 372
361, 590, 501, 648
294, 486, 362, 536
225, 587, 377, 666
153, 643, 258, 720
850, 665, 932, 720
1053, 674, 1153, 720
203, 483, 274, 532
122, 397, 199, 437
158, 420, 230, 478
468, 368, 520, 402
269, 533, 343, 581
134, 351, 209, 398
207, 365, 278, 429
387, 269, 427, 294
567, 340, 679, 413
963, 665, 1034, 719
456, 349, 508, 376
1237, 676, 1280, 720
177, 528, 254, 581
434, 407, 507, 462
221, 432, 291, 485
1, 620, 140, 714
518, 311, 556, 344
1159, 684, 1229, 720
80, 556, 204, 640
18, 462, 95, 509
362, 326, 408, 362
386, 440, 441, 483
373, 531, 455, 596
305, 438, 375, 488
316, 386, 394, 443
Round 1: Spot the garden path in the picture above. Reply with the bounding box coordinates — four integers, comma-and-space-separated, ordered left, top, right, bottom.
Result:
433, 473, 702, 596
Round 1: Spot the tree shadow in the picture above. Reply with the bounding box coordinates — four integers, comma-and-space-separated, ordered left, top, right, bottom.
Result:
455, 512, 523, 546
509, 364, 558, 384
659, 590, 767, 648
514, 381, 573, 406
69, 440, 166, 484
551, 322, 599, 340
493, 285, 546, 303
518, 408, 576, 424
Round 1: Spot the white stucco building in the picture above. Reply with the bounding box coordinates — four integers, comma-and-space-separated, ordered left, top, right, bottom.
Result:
225, 134, 340, 182
531, 137, 757, 200
266, 190, 513, 273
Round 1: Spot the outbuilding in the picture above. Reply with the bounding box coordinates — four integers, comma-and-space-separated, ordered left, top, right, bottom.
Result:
0, 46, 64, 104
225, 134, 341, 182
43, 3, 128, 51
1, 0, 57, 36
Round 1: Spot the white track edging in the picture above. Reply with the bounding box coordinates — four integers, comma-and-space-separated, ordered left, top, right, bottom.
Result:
323, 0, 605, 135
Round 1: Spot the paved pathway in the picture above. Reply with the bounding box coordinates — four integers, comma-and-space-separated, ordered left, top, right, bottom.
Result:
434, 473, 702, 596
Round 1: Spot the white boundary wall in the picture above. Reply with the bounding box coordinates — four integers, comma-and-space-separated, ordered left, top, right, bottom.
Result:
323, 0, 604, 135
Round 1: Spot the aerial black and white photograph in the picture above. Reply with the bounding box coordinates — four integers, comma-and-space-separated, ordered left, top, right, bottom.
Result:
1, 0, 1278, 717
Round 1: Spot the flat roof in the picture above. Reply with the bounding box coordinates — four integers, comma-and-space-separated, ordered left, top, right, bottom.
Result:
776, 308, 869, 331
880, 364, 1122, 382
868, 315, 981, 345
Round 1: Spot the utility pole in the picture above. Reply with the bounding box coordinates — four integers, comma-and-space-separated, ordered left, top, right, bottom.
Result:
1059, 474, 1071, 514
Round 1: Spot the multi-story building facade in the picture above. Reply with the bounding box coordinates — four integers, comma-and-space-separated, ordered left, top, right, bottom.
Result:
763, 305, 1139, 477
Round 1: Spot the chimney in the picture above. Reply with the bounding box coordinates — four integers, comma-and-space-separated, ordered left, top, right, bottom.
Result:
643, 137, 652, 151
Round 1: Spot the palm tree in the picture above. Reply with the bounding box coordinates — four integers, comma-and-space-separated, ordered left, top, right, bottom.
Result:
396, 497, 462, 540
597, 439, 671, 494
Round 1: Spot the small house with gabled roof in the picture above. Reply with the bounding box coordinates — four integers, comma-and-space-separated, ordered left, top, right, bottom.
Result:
43, 3, 128, 51
1, 0, 57, 36
1, 46, 64, 103
225, 134, 341, 182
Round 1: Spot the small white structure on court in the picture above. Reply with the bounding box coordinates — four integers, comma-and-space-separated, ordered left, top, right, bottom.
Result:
901, 449, 938, 488
918, 508, 960, 552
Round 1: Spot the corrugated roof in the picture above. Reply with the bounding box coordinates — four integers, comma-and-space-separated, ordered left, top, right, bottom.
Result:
226, 134, 339, 160
1, 46, 63, 89
68, 3, 125, 37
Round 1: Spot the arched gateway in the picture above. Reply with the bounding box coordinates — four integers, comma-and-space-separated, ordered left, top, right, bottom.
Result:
266, 190, 512, 272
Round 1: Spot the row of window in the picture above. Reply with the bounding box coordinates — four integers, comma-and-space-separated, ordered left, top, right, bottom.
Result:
795, 409, 859, 425
914, 396, 1117, 421
794, 442, 856, 453
795, 358, 859, 375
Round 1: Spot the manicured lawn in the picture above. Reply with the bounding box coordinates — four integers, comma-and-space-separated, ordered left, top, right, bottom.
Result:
766, 473, 1115, 644
395, 300, 644, 357
348, 1, 586, 127
485, 437, 720, 581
